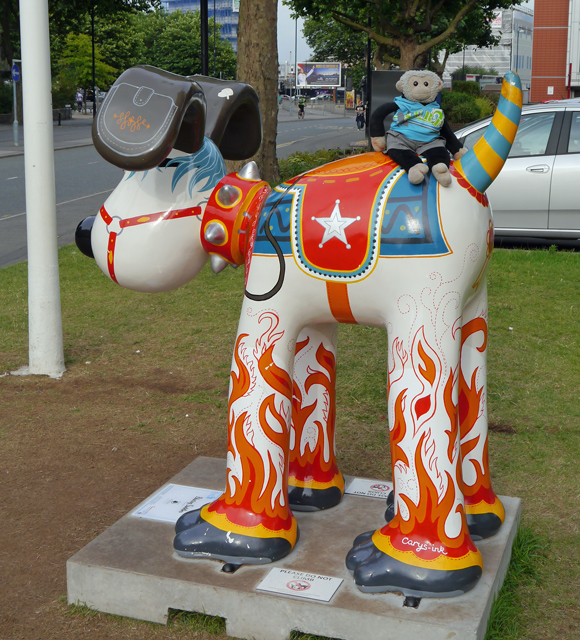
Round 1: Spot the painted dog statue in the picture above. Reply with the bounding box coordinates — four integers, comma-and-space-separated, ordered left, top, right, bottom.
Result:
76, 65, 522, 598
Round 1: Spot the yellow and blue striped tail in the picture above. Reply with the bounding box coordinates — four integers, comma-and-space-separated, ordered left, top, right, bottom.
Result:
454, 71, 522, 194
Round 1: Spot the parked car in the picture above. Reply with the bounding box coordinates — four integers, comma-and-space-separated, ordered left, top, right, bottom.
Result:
455, 98, 580, 243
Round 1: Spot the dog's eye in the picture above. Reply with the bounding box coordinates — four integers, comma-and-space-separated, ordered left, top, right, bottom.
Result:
413, 81, 418, 86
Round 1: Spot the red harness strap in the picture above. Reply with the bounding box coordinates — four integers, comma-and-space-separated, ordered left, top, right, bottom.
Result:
99, 205, 201, 283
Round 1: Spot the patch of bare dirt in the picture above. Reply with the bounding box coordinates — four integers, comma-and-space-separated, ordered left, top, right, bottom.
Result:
0, 363, 228, 640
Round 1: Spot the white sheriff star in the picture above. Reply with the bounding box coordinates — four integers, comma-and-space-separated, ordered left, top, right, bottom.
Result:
312, 199, 360, 249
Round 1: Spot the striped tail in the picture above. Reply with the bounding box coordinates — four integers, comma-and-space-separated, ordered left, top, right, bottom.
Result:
454, 71, 522, 193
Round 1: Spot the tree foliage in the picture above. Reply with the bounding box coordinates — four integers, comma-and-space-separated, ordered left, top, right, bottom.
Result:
284, 0, 521, 70
136, 9, 237, 78
302, 17, 367, 87
0, 0, 157, 65
55, 33, 117, 99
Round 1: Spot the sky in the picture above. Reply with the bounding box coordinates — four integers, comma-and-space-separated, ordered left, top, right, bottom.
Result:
277, 0, 312, 66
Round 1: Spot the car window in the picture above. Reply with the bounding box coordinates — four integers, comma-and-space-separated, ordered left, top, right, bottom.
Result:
462, 127, 485, 150
461, 112, 557, 158
567, 112, 580, 153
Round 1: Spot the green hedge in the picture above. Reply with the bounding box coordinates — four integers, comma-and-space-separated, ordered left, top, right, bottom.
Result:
0, 81, 13, 114
452, 80, 480, 96
278, 148, 365, 184
442, 81, 498, 124
441, 91, 480, 124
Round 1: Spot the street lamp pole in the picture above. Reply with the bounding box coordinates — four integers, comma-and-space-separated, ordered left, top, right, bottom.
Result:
213, 0, 216, 77
294, 18, 298, 99
91, 7, 96, 117
18, 0, 65, 377
201, 0, 209, 75
12, 58, 21, 146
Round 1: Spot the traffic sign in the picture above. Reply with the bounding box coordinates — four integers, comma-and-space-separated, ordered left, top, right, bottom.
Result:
11, 63, 20, 82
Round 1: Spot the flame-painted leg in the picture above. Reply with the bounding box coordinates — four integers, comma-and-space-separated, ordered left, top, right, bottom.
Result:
347, 320, 482, 597
288, 324, 345, 511
460, 281, 505, 540
174, 306, 300, 564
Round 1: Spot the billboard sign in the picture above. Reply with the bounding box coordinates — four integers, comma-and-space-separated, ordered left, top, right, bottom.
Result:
297, 62, 341, 87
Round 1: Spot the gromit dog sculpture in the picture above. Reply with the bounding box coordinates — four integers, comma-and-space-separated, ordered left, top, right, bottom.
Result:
76, 66, 522, 598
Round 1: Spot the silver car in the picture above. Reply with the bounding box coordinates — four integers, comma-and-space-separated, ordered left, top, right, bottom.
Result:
455, 98, 580, 243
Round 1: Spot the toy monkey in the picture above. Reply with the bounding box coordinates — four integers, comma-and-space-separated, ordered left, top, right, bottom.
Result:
370, 69, 467, 187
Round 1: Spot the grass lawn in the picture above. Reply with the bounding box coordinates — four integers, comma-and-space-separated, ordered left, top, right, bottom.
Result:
1, 239, 579, 640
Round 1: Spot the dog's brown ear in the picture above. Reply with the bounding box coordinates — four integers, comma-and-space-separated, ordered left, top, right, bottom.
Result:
92, 65, 206, 171
188, 76, 262, 160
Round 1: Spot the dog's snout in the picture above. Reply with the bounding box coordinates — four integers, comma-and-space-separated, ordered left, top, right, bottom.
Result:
75, 216, 96, 259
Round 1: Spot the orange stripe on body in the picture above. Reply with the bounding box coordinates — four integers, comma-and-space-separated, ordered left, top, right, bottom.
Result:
326, 282, 357, 324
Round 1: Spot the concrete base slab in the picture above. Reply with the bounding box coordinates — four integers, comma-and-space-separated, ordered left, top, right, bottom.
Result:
67, 457, 521, 640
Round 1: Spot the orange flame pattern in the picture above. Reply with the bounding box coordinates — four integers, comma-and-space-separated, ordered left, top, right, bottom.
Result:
289, 338, 342, 489
379, 326, 481, 569
207, 312, 296, 537
459, 318, 502, 515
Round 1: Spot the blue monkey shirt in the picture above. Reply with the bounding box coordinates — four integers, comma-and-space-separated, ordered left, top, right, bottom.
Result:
390, 97, 445, 143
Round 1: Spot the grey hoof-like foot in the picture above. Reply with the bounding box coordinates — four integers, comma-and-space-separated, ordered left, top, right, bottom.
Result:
174, 513, 297, 565
408, 163, 429, 185
431, 162, 452, 187
466, 511, 503, 540
347, 538, 482, 598
345, 531, 375, 571
288, 483, 343, 512
175, 507, 203, 534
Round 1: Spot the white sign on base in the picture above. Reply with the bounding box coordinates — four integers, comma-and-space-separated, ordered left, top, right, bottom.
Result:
257, 568, 343, 602
344, 477, 392, 499
132, 484, 222, 523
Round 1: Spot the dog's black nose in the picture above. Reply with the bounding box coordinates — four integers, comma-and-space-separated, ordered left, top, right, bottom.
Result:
75, 216, 95, 259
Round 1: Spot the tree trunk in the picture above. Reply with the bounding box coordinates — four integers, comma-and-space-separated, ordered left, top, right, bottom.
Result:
234, 0, 280, 185
398, 39, 422, 70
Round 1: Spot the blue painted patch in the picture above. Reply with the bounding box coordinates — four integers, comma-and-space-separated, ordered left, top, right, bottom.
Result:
253, 185, 294, 256
378, 172, 450, 257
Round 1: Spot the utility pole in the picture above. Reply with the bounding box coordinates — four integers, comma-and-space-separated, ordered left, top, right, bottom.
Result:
201, 0, 209, 75
17, 0, 65, 378
91, 7, 96, 117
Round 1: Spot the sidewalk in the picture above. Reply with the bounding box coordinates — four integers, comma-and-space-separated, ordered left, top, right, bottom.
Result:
0, 113, 94, 159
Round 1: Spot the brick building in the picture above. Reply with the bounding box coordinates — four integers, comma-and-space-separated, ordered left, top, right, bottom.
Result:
531, 0, 580, 101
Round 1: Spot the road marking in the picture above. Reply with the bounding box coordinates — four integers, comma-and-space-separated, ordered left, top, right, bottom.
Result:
0, 188, 114, 222
276, 136, 311, 149
6, 176, 18, 181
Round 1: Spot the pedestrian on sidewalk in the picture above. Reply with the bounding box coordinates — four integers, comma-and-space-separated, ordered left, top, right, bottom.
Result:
355, 101, 366, 130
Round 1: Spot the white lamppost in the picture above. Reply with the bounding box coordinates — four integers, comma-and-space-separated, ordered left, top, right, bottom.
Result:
16, 0, 65, 378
